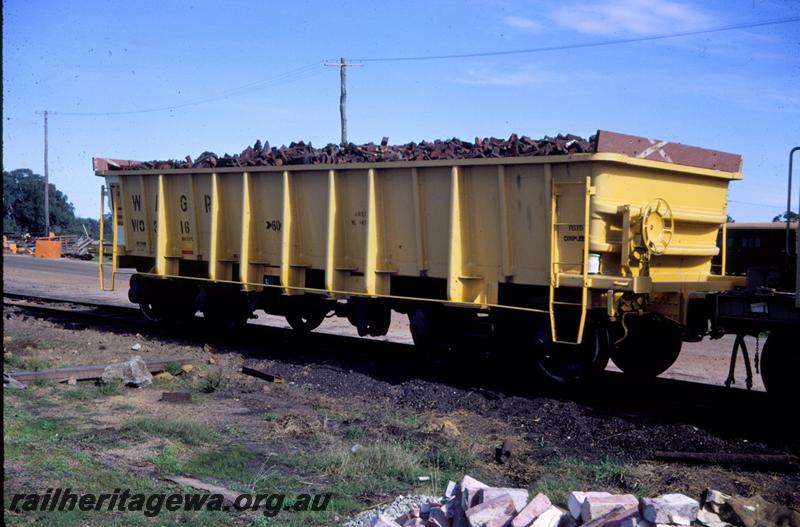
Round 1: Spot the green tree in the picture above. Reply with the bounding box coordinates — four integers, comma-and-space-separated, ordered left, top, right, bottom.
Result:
772, 211, 799, 223
3, 168, 90, 236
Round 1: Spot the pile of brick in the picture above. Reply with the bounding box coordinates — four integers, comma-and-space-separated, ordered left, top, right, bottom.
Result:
107, 133, 594, 171
368, 475, 706, 527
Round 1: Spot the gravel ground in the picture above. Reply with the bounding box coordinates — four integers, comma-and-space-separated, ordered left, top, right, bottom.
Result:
343, 494, 443, 527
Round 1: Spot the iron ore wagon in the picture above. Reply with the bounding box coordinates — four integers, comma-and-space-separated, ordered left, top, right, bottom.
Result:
95, 130, 746, 384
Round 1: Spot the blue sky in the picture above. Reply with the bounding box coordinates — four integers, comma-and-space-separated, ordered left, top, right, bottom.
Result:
3, 0, 799, 220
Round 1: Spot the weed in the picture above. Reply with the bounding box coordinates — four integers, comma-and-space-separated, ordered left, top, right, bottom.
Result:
97, 380, 126, 396
4, 354, 50, 371
62, 387, 95, 400
197, 367, 223, 393
343, 424, 365, 440
399, 414, 419, 427
283, 440, 427, 498
148, 445, 183, 474
164, 362, 182, 376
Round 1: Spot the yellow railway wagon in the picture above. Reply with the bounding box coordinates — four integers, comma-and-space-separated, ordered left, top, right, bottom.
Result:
95, 130, 743, 383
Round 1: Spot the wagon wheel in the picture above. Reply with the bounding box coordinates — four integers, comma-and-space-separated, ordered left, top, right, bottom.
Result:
611, 315, 682, 378
641, 198, 674, 255
533, 317, 610, 384
760, 331, 799, 398
139, 302, 163, 323
140, 302, 196, 324
286, 310, 327, 333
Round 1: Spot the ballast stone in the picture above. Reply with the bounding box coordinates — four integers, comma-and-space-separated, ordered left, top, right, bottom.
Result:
371, 513, 402, 527
581, 494, 639, 523
640, 494, 699, 525
568, 492, 612, 519
101, 356, 152, 387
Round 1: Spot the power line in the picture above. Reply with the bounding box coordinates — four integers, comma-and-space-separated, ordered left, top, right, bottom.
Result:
51, 62, 325, 116
351, 16, 800, 62
729, 199, 784, 209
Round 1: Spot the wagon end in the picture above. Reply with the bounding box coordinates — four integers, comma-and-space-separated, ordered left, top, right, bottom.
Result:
93, 157, 145, 173
595, 130, 742, 173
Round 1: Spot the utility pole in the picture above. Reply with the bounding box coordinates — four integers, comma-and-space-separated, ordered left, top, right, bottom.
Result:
43, 110, 49, 236
325, 58, 363, 145
339, 57, 347, 145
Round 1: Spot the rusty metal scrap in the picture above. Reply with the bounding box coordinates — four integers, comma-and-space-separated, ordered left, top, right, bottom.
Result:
653, 451, 799, 469
108, 133, 594, 171
240, 365, 285, 384
160, 391, 192, 403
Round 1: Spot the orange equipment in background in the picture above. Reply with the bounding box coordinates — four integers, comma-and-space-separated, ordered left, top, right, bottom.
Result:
34, 239, 62, 258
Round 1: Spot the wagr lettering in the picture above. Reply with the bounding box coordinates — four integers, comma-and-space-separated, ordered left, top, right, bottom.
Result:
131, 218, 146, 233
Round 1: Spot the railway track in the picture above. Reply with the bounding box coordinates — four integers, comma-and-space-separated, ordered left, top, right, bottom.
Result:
3, 292, 793, 448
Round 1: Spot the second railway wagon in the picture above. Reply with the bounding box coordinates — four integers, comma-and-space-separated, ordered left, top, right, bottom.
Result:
95, 130, 743, 383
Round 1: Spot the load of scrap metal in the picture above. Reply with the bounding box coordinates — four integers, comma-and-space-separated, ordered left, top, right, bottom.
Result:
108, 133, 594, 170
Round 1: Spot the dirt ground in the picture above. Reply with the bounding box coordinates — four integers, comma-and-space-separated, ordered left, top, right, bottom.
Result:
3, 255, 796, 526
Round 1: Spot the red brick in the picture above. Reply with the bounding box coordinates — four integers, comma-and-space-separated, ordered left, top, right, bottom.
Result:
581, 495, 638, 523
480, 488, 529, 513
465, 495, 515, 527
511, 493, 552, 527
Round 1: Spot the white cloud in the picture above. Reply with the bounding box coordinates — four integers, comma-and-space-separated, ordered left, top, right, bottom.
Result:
548, 0, 711, 36
501, 15, 545, 32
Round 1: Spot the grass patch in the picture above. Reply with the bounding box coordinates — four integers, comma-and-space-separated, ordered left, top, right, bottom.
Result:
530, 457, 630, 507
255, 439, 480, 526
4, 400, 230, 526
282, 439, 476, 500
119, 418, 217, 446
60, 380, 126, 400
399, 414, 419, 427
4, 354, 50, 371
150, 445, 256, 484
424, 446, 475, 473
97, 380, 126, 396
164, 362, 183, 376
62, 387, 96, 400
4, 405, 76, 462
